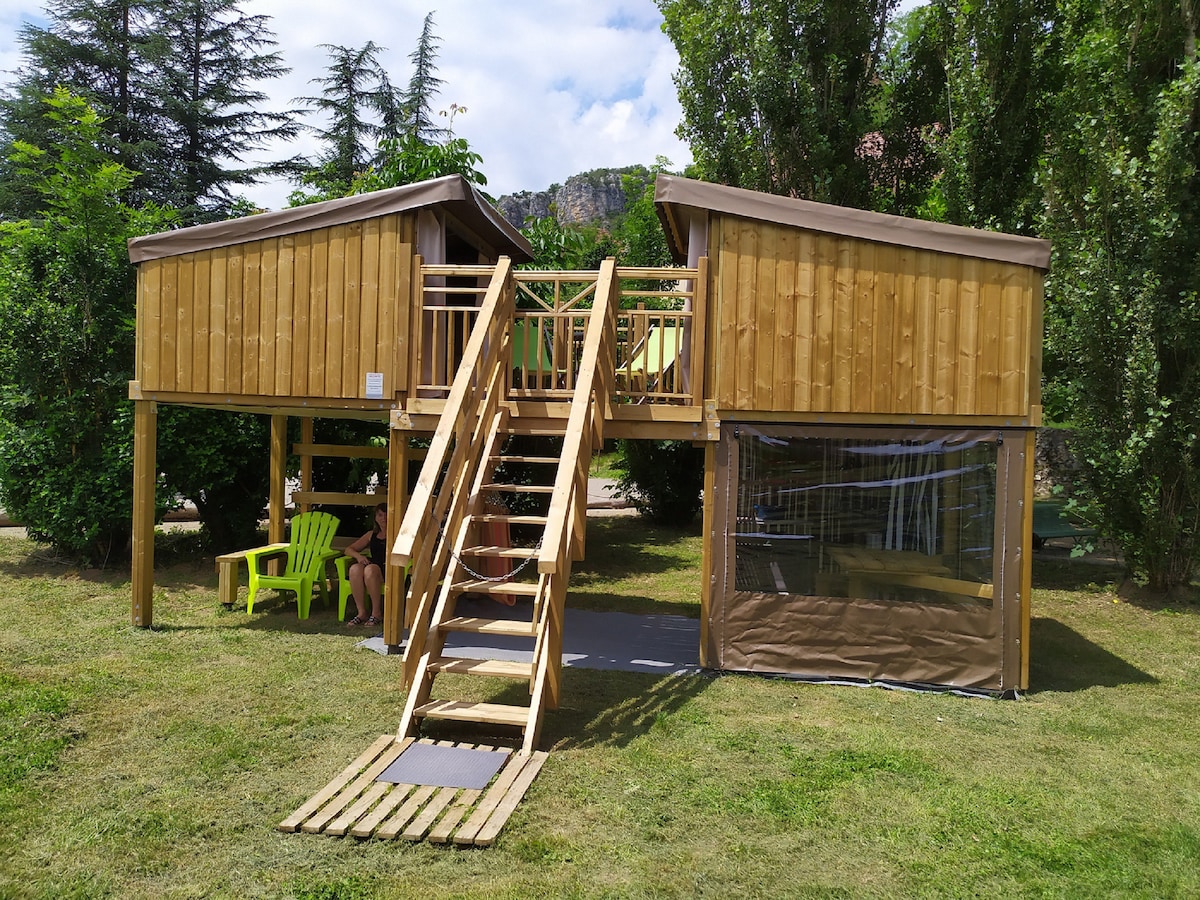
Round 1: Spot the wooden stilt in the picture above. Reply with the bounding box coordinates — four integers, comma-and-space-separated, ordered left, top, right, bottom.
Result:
131, 399, 157, 628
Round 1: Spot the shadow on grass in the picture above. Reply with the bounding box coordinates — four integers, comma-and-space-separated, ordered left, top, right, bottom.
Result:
570, 517, 701, 582
418, 666, 713, 753
567, 591, 698, 618
1032, 554, 1125, 592
1027, 616, 1156, 693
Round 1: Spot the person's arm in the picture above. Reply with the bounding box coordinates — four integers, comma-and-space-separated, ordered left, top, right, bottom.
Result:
345, 531, 371, 563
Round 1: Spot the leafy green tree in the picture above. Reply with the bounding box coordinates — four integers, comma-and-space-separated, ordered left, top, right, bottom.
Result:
0, 0, 160, 214
0, 90, 171, 564
1041, 0, 1200, 590
935, 0, 1061, 233
658, 0, 897, 207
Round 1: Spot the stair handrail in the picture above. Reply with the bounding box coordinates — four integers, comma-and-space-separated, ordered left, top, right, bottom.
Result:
538, 257, 619, 574
391, 257, 514, 571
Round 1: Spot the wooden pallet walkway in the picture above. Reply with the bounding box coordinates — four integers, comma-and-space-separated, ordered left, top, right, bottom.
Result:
278, 735, 548, 846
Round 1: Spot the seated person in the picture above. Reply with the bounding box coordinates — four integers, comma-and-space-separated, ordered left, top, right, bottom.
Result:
344, 502, 387, 627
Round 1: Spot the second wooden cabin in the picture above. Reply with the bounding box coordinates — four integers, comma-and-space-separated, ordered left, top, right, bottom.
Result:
128, 173, 1049, 750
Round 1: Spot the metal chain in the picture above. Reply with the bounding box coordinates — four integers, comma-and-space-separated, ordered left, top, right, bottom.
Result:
450, 535, 544, 583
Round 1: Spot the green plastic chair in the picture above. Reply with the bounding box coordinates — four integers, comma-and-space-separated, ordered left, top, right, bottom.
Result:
622, 325, 681, 392
332, 554, 412, 621
511, 317, 553, 387
244, 511, 341, 619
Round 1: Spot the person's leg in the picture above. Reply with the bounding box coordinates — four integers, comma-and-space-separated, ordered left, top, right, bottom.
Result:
347, 562, 369, 622
364, 564, 384, 621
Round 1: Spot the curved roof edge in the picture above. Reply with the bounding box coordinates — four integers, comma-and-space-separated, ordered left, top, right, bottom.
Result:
127, 174, 534, 264
654, 175, 1051, 271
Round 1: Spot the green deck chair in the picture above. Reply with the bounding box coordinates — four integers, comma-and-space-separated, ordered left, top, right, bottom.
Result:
623, 325, 681, 393
244, 510, 341, 619
511, 317, 554, 388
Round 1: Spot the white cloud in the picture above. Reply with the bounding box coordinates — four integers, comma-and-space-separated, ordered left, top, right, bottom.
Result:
0, 1, 692, 209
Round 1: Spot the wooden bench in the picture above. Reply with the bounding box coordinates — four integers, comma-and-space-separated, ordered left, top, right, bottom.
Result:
216, 536, 356, 609
1032, 501, 1097, 550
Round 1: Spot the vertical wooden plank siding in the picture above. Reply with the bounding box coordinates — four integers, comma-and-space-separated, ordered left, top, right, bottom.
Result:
733, 220, 758, 410
933, 254, 960, 415
342, 223, 362, 396
892, 247, 916, 412
159, 257, 178, 391
706, 214, 1039, 418
292, 232, 311, 397
242, 243, 261, 396
831, 239, 855, 410
259, 238, 279, 396
792, 232, 815, 411
275, 236, 295, 396
753, 224, 777, 409
851, 240, 876, 412
140, 260, 162, 389
225, 247, 244, 394
176, 257, 193, 391
192, 253, 211, 394
360, 219, 382, 388
308, 232, 329, 396
871, 246, 895, 413
210, 247, 227, 393
325, 225, 347, 397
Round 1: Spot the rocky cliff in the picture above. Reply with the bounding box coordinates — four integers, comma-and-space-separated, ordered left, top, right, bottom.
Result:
497, 166, 650, 229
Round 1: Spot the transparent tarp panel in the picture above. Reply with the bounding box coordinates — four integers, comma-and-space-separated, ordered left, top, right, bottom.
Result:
735, 431, 996, 607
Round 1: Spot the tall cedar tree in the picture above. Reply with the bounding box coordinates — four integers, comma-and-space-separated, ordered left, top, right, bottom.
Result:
402, 11, 447, 142
296, 42, 398, 196
147, 0, 298, 222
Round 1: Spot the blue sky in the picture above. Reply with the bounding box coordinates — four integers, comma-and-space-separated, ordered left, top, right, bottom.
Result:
0, 0, 692, 209
0, 1, 926, 211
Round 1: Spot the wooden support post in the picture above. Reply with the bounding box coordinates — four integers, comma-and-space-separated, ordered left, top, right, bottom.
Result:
699, 439, 717, 668
299, 417, 314, 514
269, 415, 288, 576
131, 400, 157, 628
385, 427, 409, 652
1020, 429, 1035, 690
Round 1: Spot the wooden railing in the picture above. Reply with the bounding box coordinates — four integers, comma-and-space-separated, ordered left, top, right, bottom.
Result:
392, 257, 515, 685
412, 264, 703, 408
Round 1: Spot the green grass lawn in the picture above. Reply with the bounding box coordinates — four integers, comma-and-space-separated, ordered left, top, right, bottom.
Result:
0, 525, 1197, 899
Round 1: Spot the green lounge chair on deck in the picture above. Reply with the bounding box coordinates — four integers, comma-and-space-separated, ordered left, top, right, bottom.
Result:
511, 317, 554, 388
244, 510, 341, 619
622, 324, 681, 393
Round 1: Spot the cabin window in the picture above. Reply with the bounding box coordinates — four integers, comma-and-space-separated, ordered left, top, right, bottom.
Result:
734, 429, 997, 608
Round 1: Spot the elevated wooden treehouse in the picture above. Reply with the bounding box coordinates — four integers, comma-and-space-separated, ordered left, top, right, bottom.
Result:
128, 174, 1051, 760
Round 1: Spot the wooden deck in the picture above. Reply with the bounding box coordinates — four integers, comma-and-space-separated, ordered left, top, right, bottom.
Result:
279, 735, 548, 846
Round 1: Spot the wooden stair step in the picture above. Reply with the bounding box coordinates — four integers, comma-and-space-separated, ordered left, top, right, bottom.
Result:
415, 700, 530, 728
475, 514, 547, 526
494, 455, 560, 465
439, 616, 538, 638
452, 579, 539, 597
482, 483, 554, 493
427, 657, 534, 679
460, 544, 539, 559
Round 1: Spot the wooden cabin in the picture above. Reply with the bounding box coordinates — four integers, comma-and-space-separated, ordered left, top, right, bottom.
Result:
128, 173, 1049, 756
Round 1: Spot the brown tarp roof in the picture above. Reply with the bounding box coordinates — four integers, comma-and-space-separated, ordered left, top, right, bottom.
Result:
127, 174, 534, 264
654, 174, 1052, 271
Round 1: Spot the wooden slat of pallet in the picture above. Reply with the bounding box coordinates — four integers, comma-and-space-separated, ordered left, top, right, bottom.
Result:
427, 785, 484, 843
453, 750, 542, 846
278, 735, 398, 832
327, 781, 391, 837
470, 751, 549, 847
300, 738, 410, 834
375, 784, 438, 839
349, 782, 416, 838
401, 785, 461, 841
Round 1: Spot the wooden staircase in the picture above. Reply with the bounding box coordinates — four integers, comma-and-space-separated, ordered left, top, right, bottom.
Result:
392, 257, 619, 754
